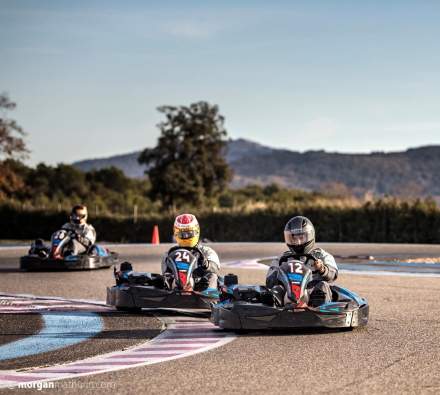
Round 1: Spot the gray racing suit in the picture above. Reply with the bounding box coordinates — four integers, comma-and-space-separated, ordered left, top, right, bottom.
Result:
161, 244, 220, 289
266, 247, 338, 306
60, 222, 97, 255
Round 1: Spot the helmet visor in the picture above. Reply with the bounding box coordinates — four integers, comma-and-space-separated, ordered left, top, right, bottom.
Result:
284, 231, 312, 246
177, 229, 198, 240
71, 213, 86, 224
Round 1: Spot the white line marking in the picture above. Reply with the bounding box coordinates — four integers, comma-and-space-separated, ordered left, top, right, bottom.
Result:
339, 269, 440, 278
223, 259, 268, 270
0, 294, 237, 389
223, 259, 440, 277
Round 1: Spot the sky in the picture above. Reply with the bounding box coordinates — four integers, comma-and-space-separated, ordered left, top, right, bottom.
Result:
1, 0, 440, 165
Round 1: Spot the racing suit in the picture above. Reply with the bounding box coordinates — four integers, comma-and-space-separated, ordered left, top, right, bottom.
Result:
161, 244, 220, 289
266, 247, 338, 306
60, 222, 97, 255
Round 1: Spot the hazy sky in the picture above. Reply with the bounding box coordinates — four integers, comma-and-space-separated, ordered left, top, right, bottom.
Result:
1, 0, 440, 165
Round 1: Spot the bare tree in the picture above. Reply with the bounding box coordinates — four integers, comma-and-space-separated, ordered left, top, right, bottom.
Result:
0, 93, 29, 159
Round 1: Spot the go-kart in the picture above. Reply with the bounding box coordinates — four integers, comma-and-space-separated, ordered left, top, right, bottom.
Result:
107, 248, 222, 311
20, 229, 118, 271
211, 255, 369, 330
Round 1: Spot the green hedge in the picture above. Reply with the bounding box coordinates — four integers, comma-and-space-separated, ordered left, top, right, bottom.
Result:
1, 201, 440, 243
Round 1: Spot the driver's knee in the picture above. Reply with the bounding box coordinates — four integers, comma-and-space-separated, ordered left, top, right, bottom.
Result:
69, 240, 86, 256
308, 281, 332, 306
88, 244, 100, 255
194, 269, 218, 289
266, 268, 278, 289
204, 271, 218, 289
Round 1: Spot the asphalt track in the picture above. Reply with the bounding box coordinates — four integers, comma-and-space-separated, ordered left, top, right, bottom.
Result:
1, 243, 440, 394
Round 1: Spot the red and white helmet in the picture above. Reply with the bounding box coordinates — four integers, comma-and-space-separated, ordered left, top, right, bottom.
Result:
173, 214, 200, 248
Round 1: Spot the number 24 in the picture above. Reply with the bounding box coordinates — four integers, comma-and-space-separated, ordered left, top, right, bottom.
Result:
176, 251, 190, 262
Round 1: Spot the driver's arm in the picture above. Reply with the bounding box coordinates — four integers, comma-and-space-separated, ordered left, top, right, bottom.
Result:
160, 252, 171, 274
313, 249, 338, 282
76, 225, 96, 248
61, 223, 72, 231
318, 252, 338, 282
200, 247, 220, 274
87, 226, 97, 245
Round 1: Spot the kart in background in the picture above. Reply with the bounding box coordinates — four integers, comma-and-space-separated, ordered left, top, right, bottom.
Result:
20, 229, 118, 271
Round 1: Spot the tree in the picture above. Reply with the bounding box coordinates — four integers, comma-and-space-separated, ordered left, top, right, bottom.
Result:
138, 101, 232, 208
26, 163, 87, 199
0, 159, 28, 199
0, 93, 29, 159
86, 166, 132, 193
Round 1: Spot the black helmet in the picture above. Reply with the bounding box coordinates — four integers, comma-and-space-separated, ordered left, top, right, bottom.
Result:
70, 205, 88, 225
284, 216, 315, 254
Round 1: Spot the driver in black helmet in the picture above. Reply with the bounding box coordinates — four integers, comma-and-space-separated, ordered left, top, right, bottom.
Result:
61, 205, 96, 255
266, 216, 338, 306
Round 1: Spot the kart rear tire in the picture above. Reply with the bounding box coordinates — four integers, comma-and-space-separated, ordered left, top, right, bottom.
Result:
120, 262, 133, 272
224, 273, 239, 287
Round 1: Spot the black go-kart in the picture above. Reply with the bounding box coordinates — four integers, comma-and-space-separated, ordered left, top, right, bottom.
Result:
107, 248, 222, 311
20, 230, 119, 271
211, 255, 369, 331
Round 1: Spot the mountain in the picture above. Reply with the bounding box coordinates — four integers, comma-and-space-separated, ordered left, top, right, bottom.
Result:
74, 151, 145, 179
73, 139, 440, 197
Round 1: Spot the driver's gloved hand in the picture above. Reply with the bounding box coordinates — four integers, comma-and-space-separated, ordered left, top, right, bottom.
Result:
314, 259, 325, 274
68, 231, 77, 240
200, 259, 210, 270
70, 231, 91, 247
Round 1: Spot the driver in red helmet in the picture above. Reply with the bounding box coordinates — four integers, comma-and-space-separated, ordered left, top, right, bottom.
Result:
161, 213, 220, 290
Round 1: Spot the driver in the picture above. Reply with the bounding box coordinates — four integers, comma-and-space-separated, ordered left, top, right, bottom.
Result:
61, 205, 96, 255
266, 216, 338, 306
161, 213, 220, 290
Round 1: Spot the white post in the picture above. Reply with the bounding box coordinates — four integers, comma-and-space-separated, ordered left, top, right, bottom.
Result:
133, 204, 138, 224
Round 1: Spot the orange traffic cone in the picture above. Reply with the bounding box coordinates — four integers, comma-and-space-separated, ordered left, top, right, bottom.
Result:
151, 225, 160, 244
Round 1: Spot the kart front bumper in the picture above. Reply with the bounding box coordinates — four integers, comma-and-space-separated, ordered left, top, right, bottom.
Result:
20, 253, 118, 271
106, 284, 217, 310
211, 302, 369, 330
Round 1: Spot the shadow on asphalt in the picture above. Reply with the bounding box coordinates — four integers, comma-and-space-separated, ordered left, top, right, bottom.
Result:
108, 309, 211, 318
0, 268, 21, 273
224, 326, 368, 337
101, 310, 362, 337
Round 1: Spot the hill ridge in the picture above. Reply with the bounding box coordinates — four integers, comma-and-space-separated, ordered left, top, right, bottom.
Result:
73, 138, 440, 197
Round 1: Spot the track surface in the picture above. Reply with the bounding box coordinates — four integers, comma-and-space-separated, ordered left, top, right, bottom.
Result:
1, 243, 440, 394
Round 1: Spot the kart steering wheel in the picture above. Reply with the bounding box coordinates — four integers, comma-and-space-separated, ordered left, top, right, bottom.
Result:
289, 253, 318, 262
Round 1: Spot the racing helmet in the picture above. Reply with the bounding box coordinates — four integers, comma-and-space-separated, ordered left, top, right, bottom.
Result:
70, 205, 88, 225
173, 214, 200, 248
284, 216, 315, 254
